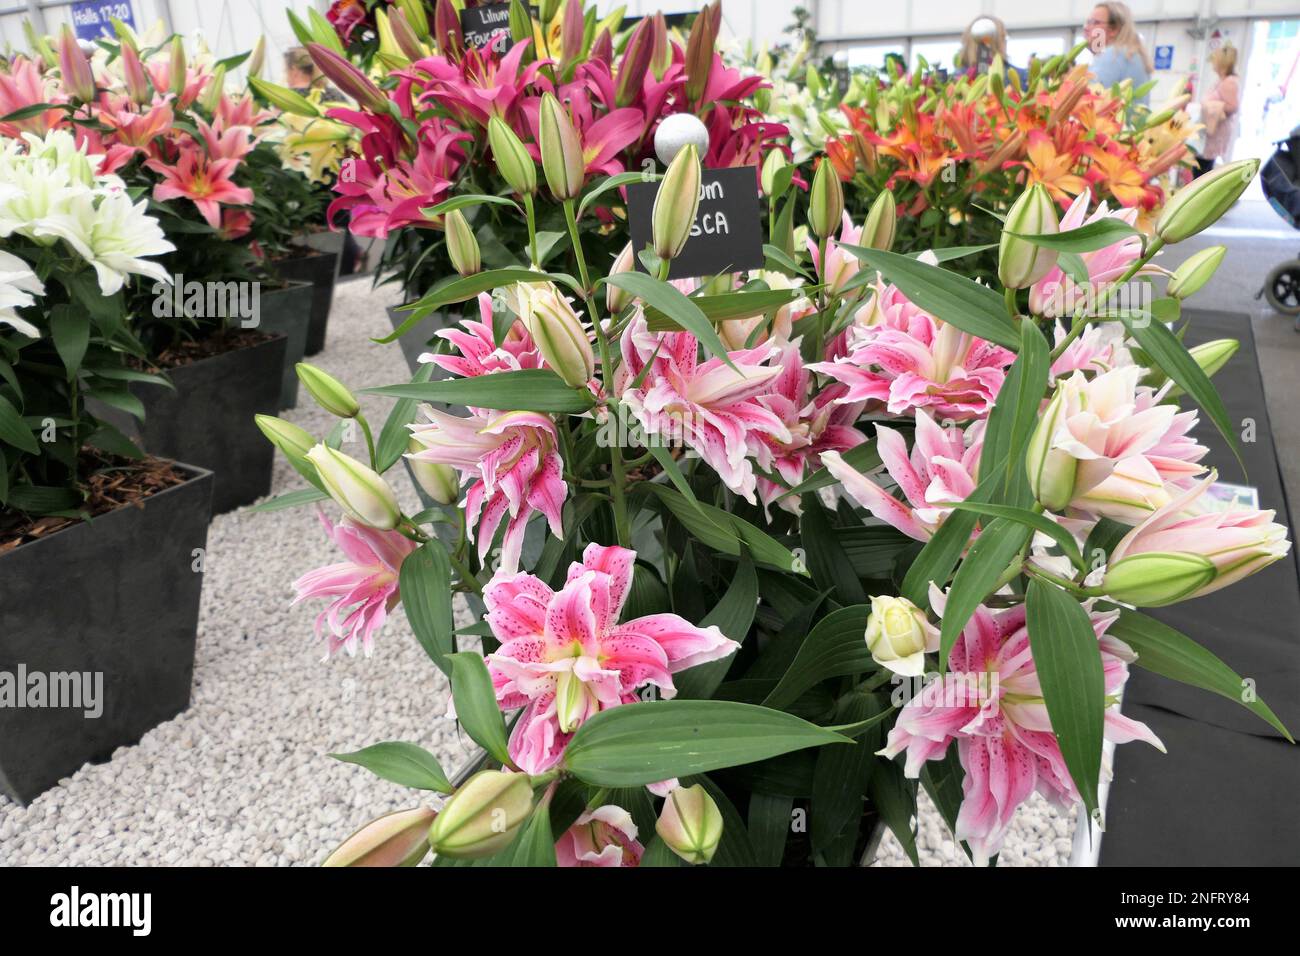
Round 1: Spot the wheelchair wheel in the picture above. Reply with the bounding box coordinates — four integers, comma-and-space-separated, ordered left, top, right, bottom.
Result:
1265, 259, 1300, 316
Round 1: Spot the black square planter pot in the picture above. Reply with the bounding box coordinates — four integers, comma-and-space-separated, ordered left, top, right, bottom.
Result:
93, 333, 287, 515
258, 281, 314, 409
0, 463, 214, 805
277, 248, 341, 357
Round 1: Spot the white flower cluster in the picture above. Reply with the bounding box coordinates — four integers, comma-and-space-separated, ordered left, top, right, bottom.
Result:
0, 130, 174, 333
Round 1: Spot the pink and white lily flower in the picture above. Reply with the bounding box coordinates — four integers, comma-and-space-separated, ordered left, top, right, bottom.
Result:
292, 509, 419, 659
618, 314, 791, 503
555, 804, 644, 867
880, 585, 1164, 865
407, 407, 565, 573
417, 292, 543, 377
485, 544, 738, 774
813, 280, 1015, 421
822, 410, 984, 542
807, 210, 863, 295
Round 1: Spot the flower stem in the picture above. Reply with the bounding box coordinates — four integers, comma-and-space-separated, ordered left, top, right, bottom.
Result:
356, 413, 378, 470
523, 193, 539, 267
562, 199, 590, 294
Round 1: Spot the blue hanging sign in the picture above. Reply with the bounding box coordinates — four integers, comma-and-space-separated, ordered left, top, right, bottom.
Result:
70, 1, 136, 42
1154, 45, 1174, 71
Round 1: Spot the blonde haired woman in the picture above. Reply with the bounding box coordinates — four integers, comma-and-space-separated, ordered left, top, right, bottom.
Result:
1195, 44, 1241, 177
958, 16, 1007, 74
1085, 2, 1154, 103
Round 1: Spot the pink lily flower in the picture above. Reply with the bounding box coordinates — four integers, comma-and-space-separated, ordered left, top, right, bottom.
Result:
881, 585, 1164, 865
1106, 471, 1292, 600
407, 408, 565, 573
0, 57, 67, 137
617, 314, 791, 504
213, 91, 276, 131
1028, 189, 1155, 319
1049, 322, 1122, 381
822, 410, 983, 541
751, 340, 866, 515
95, 95, 175, 150
144, 61, 211, 110
484, 544, 739, 773
146, 146, 253, 229
418, 292, 544, 376
812, 281, 1015, 422
196, 117, 256, 162
292, 509, 419, 659
555, 805, 644, 867
415, 41, 548, 130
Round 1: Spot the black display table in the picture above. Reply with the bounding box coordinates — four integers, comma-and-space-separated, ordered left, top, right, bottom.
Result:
1101, 310, 1300, 865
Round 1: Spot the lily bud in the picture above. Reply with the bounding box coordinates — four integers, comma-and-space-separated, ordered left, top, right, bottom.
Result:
1025, 386, 1076, 511
375, 9, 412, 69
1101, 552, 1217, 608
1166, 245, 1225, 300
200, 64, 226, 114
652, 143, 701, 260
998, 184, 1059, 289
760, 149, 788, 196
862, 189, 897, 251
684, 1, 720, 104
487, 116, 537, 196
864, 595, 937, 676
427, 771, 534, 859
249, 78, 321, 118
397, 0, 431, 40
808, 159, 844, 240
168, 36, 188, 97
323, 807, 436, 867
306, 43, 388, 114
655, 784, 723, 865
59, 25, 96, 102
296, 363, 360, 418
254, 414, 315, 460
560, 0, 584, 67
389, 7, 426, 62
444, 208, 481, 277
407, 438, 459, 504
649, 13, 671, 80
247, 35, 266, 79
1156, 159, 1259, 244
434, 0, 463, 59
305, 444, 401, 530
1188, 338, 1239, 380
538, 92, 585, 200
512, 282, 595, 387
121, 42, 151, 106
509, 0, 532, 47
616, 17, 655, 107
607, 243, 635, 313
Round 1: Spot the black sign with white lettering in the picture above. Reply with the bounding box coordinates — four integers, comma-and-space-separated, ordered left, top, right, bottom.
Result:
626, 165, 764, 280
461, 2, 515, 54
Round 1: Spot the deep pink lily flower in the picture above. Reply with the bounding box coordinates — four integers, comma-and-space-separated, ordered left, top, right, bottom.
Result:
555, 804, 644, 867
822, 409, 984, 541
484, 544, 739, 774
880, 585, 1164, 865
617, 314, 791, 504
292, 509, 419, 659
812, 281, 1015, 422
407, 408, 565, 573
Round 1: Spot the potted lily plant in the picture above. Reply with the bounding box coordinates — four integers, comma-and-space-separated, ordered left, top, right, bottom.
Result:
13, 26, 316, 511
257, 85, 1291, 866
0, 128, 212, 805
259, 0, 785, 372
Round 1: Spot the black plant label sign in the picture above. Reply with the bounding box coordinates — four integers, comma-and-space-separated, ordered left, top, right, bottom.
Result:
461, 3, 516, 54
626, 166, 764, 280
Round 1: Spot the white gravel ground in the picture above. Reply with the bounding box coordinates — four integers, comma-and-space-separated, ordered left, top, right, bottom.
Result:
0, 278, 1076, 866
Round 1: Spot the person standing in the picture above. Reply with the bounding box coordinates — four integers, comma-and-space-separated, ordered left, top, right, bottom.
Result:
1196, 45, 1242, 177
1085, 3, 1154, 104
